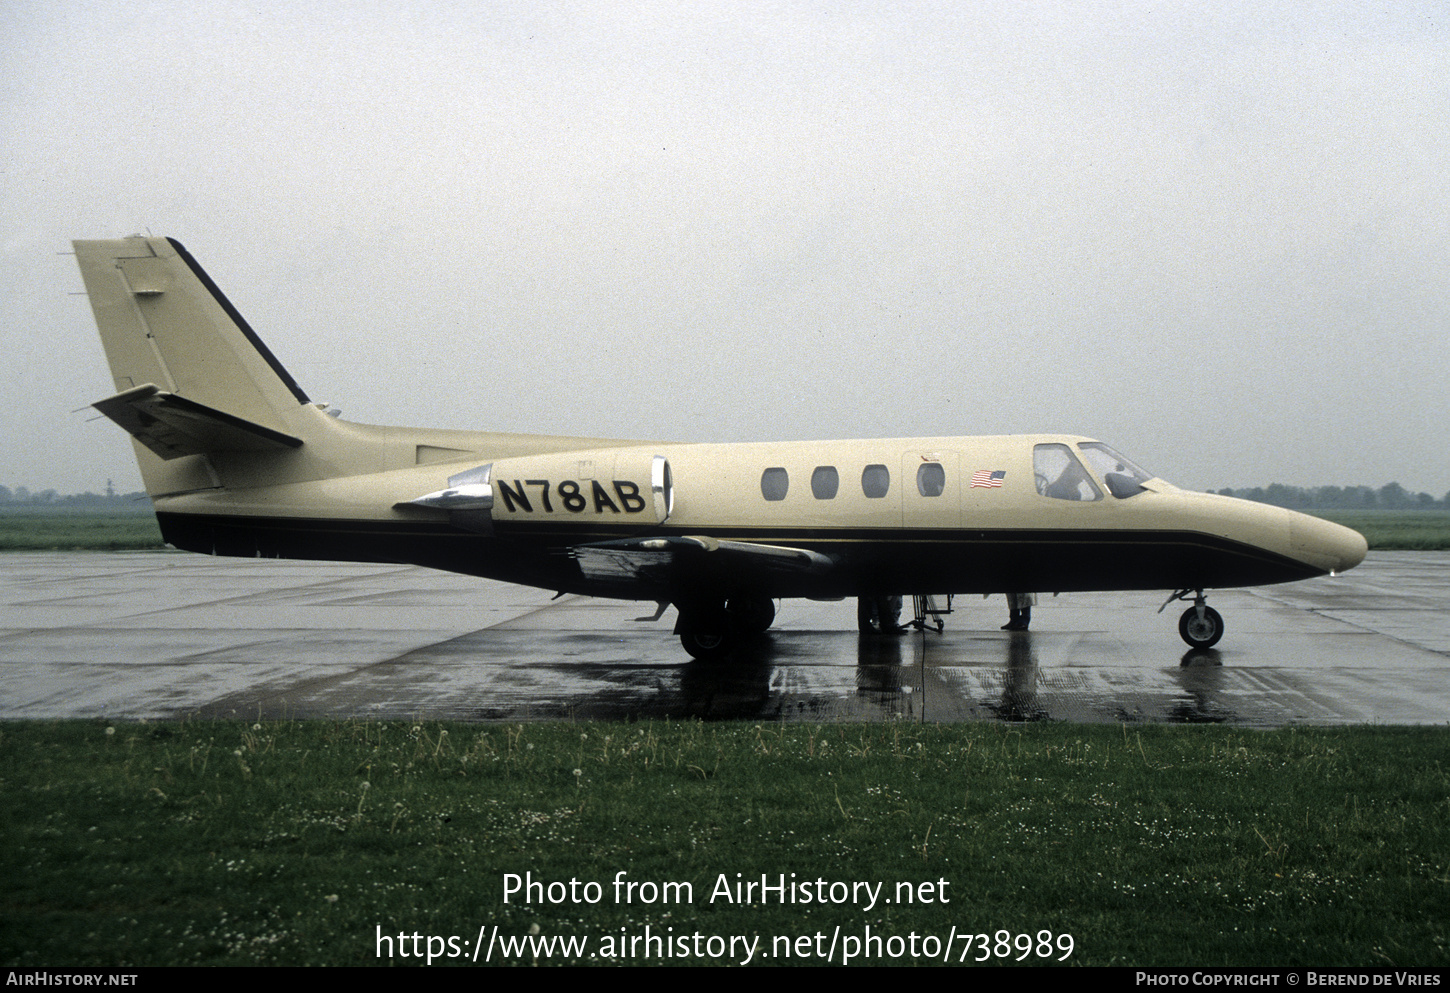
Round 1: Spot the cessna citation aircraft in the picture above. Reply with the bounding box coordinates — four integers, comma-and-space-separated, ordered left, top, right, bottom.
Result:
74, 236, 1368, 659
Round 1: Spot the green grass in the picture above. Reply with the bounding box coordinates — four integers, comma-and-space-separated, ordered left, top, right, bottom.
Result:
1307, 510, 1450, 551
0, 507, 163, 551
3, 720, 1447, 967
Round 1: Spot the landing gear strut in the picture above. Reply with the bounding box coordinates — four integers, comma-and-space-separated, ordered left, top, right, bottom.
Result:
1160, 589, 1224, 649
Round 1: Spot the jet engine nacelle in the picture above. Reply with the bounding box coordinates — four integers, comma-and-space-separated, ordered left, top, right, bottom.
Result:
410, 449, 674, 532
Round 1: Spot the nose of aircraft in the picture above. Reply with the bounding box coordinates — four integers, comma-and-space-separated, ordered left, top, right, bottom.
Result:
1289, 513, 1369, 575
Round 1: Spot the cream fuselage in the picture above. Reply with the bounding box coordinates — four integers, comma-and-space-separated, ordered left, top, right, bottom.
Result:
149, 428, 1368, 604
72, 235, 1367, 623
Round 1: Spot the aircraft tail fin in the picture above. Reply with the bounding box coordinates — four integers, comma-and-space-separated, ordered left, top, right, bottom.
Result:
75, 236, 310, 422
74, 236, 330, 496
76, 236, 525, 504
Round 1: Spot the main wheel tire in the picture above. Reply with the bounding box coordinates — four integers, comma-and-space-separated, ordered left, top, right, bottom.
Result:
726, 595, 776, 634
1178, 605, 1224, 649
678, 611, 734, 660
679, 628, 729, 659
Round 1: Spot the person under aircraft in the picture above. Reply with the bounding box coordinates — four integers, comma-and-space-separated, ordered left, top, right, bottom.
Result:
1002, 592, 1036, 631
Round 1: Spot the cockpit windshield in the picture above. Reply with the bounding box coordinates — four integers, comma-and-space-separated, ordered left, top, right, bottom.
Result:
1076, 442, 1154, 499
1033, 444, 1100, 501
1034, 442, 1157, 501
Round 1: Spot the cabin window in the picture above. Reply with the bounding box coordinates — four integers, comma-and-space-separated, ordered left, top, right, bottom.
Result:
1033, 444, 1102, 502
811, 466, 839, 499
861, 464, 890, 498
760, 467, 789, 501
916, 462, 946, 497
1077, 442, 1151, 499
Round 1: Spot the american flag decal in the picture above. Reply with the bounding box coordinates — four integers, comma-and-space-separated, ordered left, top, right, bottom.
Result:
971, 469, 1006, 488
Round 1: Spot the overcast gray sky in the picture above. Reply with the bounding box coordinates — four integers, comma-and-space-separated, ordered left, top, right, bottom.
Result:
3, 1, 1446, 496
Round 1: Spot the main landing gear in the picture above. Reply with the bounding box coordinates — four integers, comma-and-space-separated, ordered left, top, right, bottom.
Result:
675, 595, 777, 659
1159, 589, 1224, 649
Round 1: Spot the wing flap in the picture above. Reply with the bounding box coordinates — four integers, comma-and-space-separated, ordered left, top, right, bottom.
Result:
571, 535, 832, 587
92, 384, 304, 460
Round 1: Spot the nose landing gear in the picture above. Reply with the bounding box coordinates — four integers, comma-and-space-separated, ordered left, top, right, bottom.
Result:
1160, 589, 1224, 649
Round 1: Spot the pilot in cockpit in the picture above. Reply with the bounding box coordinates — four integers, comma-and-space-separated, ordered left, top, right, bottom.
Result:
1044, 458, 1093, 501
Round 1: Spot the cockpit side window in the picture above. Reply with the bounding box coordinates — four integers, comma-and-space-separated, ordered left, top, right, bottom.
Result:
1077, 443, 1152, 499
1033, 444, 1102, 502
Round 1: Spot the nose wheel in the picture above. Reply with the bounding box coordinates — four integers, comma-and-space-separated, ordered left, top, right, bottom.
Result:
1161, 589, 1225, 649
1178, 604, 1224, 648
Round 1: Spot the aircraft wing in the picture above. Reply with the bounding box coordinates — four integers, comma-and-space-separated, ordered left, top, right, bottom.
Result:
570, 535, 833, 589
92, 384, 303, 460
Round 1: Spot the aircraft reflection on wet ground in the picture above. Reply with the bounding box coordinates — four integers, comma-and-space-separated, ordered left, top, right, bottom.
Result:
2, 553, 1447, 728
342, 626, 1354, 727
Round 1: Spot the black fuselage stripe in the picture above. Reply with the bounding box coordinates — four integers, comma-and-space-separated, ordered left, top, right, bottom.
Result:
155, 511, 1303, 568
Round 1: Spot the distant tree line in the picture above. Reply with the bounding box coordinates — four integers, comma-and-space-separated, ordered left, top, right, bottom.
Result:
1212, 482, 1449, 511
0, 485, 151, 508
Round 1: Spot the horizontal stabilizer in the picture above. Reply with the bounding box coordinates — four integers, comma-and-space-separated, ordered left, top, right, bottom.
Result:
92, 384, 303, 461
